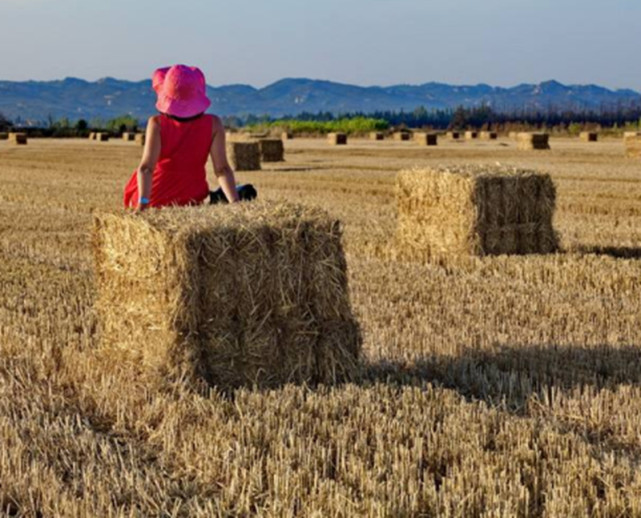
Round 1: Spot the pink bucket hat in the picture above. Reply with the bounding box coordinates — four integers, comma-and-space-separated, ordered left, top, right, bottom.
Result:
152, 64, 211, 118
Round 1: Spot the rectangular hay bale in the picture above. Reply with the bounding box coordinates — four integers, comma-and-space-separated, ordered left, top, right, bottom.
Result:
517, 132, 550, 150
465, 131, 478, 140
93, 202, 362, 389
88, 132, 96, 140
414, 133, 438, 146
281, 131, 293, 140
8, 133, 27, 145
396, 165, 558, 261
122, 132, 136, 141
479, 131, 498, 140
447, 131, 460, 140
393, 132, 411, 141
96, 132, 110, 142
227, 141, 261, 170
258, 139, 285, 162
135, 133, 146, 146
370, 132, 384, 141
327, 132, 347, 145
580, 132, 598, 142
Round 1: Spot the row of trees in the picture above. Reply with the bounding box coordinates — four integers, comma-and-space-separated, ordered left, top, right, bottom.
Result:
3, 105, 641, 135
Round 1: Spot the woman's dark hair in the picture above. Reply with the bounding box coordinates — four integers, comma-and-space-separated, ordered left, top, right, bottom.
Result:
163, 112, 205, 122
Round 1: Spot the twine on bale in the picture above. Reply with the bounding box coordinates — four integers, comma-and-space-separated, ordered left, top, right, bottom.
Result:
395, 165, 559, 264
93, 202, 362, 390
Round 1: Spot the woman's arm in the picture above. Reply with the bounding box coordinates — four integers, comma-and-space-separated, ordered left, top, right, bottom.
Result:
210, 116, 240, 203
136, 116, 161, 211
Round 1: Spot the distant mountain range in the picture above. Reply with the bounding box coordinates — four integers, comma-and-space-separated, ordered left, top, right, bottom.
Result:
1, 77, 640, 125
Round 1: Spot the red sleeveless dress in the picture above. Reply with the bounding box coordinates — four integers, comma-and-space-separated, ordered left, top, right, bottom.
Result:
123, 114, 213, 208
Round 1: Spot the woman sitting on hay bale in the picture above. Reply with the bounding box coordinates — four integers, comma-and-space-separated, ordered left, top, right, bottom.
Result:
123, 64, 256, 211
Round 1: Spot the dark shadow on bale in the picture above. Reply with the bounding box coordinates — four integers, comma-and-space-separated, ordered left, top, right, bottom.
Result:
517, 133, 550, 150
327, 133, 347, 145
93, 202, 362, 391
258, 139, 285, 162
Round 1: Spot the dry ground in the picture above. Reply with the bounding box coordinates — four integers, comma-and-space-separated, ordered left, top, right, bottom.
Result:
1, 136, 641, 516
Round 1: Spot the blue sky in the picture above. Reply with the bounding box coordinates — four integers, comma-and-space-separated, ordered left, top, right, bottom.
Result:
1, 0, 639, 91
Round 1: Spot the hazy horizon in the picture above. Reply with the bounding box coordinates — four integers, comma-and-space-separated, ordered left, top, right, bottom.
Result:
1, 0, 640, 91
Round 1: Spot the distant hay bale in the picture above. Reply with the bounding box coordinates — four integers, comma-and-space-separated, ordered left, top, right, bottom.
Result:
447, 131, 460, 140
92, 202, 362, 389
122, 132, 136, 141
396, 165, 558, 261
623, 131, 640, 139
134, 133, 146, 146
580, 132, 598, 142
465, 131, 478, 140
370, 132, 384, 141
88, 132, 96, 140
8, 132, 27, 145
479, 131, 498, 140
258, 139, 285, 162
327, 133, 347, 145
517, 132, 550, 150
96, 132, 110, 142
281, 131, 293, 140
393, 132, 411, 141
414, 133, 438, 146
624, 134, 641, 159
0, 132, 8, 140
227, 141, 261, 170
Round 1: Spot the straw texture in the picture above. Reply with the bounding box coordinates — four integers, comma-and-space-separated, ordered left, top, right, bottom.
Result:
93, 202, 361, 389
396, 165, 558, 262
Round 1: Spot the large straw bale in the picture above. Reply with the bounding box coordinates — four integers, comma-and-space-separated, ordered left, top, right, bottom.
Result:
370, 132, 384, 141
8, 132, 27, 145
327, 133, 347, 145
447, 131, 460, 140
122, 132, 135, 141
93, 202, 361, 389
414, 133, 438, 146
396, 165, 558, 261
625, 134, 641, 159
580, 132, 598, 142
227, 141, 261, 170
96, 132, 110, 142
135, 133, 146, 146
465, 131, 478, 140
393, 132, 411, 141
479, 131, 498, 140
258, 139, 285, 162
516, 132, 550, 150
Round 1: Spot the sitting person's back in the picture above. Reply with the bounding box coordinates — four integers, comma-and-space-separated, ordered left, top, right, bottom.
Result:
123, 64, 243, 211
124, 113, 213, 208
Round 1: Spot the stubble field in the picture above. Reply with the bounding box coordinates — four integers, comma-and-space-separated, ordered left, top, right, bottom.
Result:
1, 136, 641, 517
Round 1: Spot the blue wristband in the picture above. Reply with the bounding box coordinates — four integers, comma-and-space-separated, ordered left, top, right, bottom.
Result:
139, 197, 150, 205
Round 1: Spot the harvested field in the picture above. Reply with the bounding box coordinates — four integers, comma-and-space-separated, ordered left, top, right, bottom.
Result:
2, 136, 641, 515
